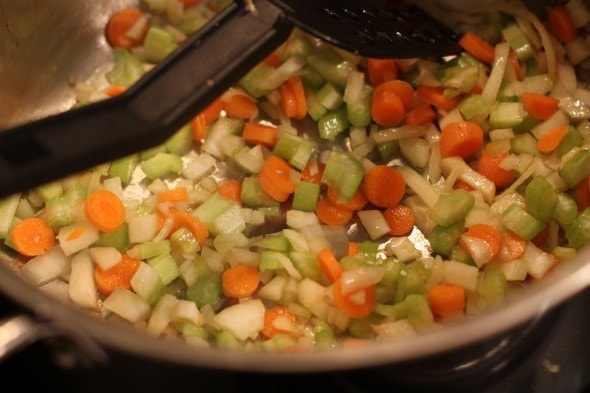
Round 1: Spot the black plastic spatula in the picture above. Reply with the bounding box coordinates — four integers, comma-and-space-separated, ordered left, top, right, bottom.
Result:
0, 0, 460, 197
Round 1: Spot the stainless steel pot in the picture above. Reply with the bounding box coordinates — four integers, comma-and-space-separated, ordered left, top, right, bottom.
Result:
2, 0, 590, 374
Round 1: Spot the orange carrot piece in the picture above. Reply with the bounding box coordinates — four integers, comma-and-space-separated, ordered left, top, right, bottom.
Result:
416, 85, 458, 111
326, 185, 368, 211
427, 284, 466, 318
217, 179, 242, 205
362, 165, 406, 208
536, 125, 570, 154
191, 113, 208, 141
366, 58, 399, 86
458, 31, 495, 64
460, 223, 503, 260
476, 150, 515, 189
317, 248, 343, 283
522, 92, 559, 120
221, 264, 260, 298
403, 103, 436, 126
383, 204, 415, 236
157, 187, 189, 203
106, 85, 127, 97
262, 51, 282, 68
288, 75, 307, 119
315, 198, 354, 226
66, 227, 87, 242
261, 306, 298, 338
168, 209, 209, 244
301, 160, 326, 186
223, 94, 258, 119
241, 121, 279, 148
332, 279, 376, 319
371, 85, 406, 126
201, 97, 224, 125
181, 0, 200, 6
259, 155, 299, 202
374, 80, 415, 112
105, 8, 147, 49
11, 217, 55, 257
547, 4, 578, 43
440, 120, 484, 159
84, 189, 126, 233
347, 241, 360, 256
502, 232, 526, 260
94, 254, 140, 296
508, 51, 523, 81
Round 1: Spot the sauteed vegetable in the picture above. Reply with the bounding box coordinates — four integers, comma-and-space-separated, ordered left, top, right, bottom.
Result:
2, 0, 590, 352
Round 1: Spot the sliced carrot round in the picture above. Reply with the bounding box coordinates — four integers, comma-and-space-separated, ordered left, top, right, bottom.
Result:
85, 189, 126, 233
362, 165, 406, 208
440, 121, 484, 159
11, 217, 55, 257
222, 264, 260, 298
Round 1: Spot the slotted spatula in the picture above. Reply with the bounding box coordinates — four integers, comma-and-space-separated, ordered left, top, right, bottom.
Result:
0, 0, 460, 197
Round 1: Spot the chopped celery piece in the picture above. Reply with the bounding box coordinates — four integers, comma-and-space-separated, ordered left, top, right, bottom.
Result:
193, 192, 234, 231
553, 193, 578, 227
213, 204, 246, 234
240, 176, 281, 208
106, 48, 145, 87
306, 90, 329, 121
0, 194, 20, 239
346, 84, 373, 127
439, 64, 479, 94
451, 245, 475, 266
165, 123, 193, 156
258, 250, 286, 271
148, 253, 180, 285
187, 272, 223, 310
36, 181, 63, 202
95, 223, 129, 251
254, 233, 291, 253
458, 94, 491, 120
317, 82, 343, 110
135, 240, 171, 259
140, 145, 167, 160
339, 256, 369, 269
502, 24, 534, 61
321, 151, 364, 202
525, 176, 558, 223
44, 184, 87, 230
566, 208, 590, 248
108, 154, 138, 186
428, 221, 464, 258
318, 106, 350, 141
141, 152, 183, 180
144, 26, 177, 63
477, 269, 507, 307
489, 102, 525, 129
289, 251, 324, 282
272, 133, 314, 171
428, 189, 475, 227
559, 149, 590, 188
307, 50, 356, 86
510, 133, 540, 155
377, 140, 400, 162
375, 294, 433, 328
501, 204, 545, 241
238, 63, 276, 98
170, 227, 200, 255
555, 126, 582, 157
512, 114, 540, 134
292, 181, 320, 212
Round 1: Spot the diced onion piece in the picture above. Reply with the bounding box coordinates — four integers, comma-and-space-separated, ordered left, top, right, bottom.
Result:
522, 241, 555, 279
128, 213, 159, 243
147, 293, 178, 336
170, 299, 203, 326
372, 319, 417, 341
89, 246, 122, 270
131, 262, 161, 302
481, 42, 510, 104
259, 55, 306, 91
397, 166, 440, 208
501, 259, 528, 281
443, 260, 479, 292
372, 125, 430, 143
297, 278, 327, 309
340, 266, 385, 295
69, 250, 98, 309
440, 157, 496, 204
460, 235, 493, 267
103, 288, 150, 323
357, 210, 391, 240
343, 70, 365, 105
258, 275, 287, 301
57, 222, 100, 256
21, 246, 69, 286
212, 299, 265, 341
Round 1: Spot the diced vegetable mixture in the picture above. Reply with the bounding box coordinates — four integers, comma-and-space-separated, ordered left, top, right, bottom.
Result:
3, 0, 590, 352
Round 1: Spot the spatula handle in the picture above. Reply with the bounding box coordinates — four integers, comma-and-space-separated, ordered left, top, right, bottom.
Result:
0, 0, 292, 197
